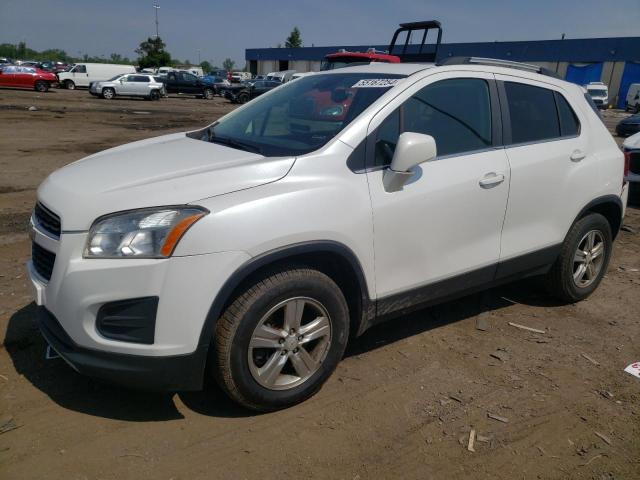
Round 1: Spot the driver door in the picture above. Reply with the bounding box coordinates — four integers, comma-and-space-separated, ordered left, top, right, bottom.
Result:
365, 72, 510, 308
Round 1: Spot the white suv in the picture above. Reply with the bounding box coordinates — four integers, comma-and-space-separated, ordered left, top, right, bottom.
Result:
28, 60, 628, 411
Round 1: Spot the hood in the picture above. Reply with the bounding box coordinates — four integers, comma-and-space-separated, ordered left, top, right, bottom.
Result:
38, 133, 295, 230
623, 131, 640, 150
621, 114, 640, 125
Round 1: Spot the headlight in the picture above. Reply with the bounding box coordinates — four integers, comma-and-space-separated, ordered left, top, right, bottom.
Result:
84, 207, 208, 258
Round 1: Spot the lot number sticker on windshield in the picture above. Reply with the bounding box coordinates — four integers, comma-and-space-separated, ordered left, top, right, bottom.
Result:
352, 79, 401, 88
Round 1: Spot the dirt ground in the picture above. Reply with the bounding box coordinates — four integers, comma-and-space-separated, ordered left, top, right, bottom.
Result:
0, 88, 639, 480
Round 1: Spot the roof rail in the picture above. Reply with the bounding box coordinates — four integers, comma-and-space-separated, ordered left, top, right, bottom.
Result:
437, 56, 561, 79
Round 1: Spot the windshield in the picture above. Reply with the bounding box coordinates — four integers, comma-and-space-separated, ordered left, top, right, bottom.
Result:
588, 89, 607, 97
205, 73, 405, 156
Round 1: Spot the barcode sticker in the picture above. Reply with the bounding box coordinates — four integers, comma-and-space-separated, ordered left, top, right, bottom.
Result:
352, 79, 401, 88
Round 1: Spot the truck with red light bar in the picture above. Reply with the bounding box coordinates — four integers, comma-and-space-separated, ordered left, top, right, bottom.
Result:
320, 20, 443, 71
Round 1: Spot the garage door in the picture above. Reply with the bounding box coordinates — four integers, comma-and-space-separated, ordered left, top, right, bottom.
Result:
617, 62, 640, 108
565, 63, 603, 85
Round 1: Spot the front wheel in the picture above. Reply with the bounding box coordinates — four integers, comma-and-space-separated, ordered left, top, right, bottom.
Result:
237, 93, 249, 104
213, 267, 349, 411
203, 88, 214, 100
101, 87, 115, 100
545, 213, 612, 303
64, 80, 75, 90
34, 81, 49, 92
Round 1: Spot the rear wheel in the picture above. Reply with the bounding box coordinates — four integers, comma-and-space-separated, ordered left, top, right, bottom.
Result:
149, 89, 160, 101
34, 81, 49, 92
102, 87, 115, 100
213, 267, 349, 411
64, 80, 75, 90
237, 93, 249, 104
545, 213, 612, 303
203, 88, 214, 100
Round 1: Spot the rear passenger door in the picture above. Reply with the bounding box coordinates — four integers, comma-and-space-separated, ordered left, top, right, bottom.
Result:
365, 72, 510, 305
495, 75, 591, 273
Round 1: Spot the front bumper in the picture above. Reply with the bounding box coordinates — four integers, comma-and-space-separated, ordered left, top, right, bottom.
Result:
38, 307, 208, 391
27, 222, 250, 389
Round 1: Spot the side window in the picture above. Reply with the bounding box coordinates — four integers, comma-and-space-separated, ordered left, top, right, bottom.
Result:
184, 73, 197, 83
504, 82, 560, 144
554, 92, 580, 137
75, 65, 87, 73
133, 75, 148, 82
373, 78, 492, 166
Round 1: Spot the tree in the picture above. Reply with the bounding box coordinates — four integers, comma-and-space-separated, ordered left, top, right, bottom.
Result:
285, 27, 302, 48
222, 58, 235, 72
200, 60, 213, 74
136, 36, 171, 69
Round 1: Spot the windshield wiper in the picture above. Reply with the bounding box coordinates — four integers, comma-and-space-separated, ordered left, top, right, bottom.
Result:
207, 132, 262, 155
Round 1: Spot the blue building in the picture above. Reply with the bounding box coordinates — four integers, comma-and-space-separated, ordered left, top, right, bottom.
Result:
246, 36, 640, 108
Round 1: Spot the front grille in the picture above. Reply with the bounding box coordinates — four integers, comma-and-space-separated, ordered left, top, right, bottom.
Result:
34, 202, 61, 237
32, 242, 56, 281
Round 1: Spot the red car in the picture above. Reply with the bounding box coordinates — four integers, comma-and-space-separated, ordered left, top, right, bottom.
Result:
0, 65, 58, 92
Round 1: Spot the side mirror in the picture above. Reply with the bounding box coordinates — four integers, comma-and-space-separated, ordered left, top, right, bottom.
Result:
383, 132, 437, 192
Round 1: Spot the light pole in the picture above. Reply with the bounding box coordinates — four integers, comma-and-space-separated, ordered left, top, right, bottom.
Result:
197, 49, 201, 65
153, 3, 160, 38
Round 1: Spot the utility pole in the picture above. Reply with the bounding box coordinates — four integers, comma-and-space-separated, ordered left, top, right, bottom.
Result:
153, 3, 160, 38
197, 49, 201, 65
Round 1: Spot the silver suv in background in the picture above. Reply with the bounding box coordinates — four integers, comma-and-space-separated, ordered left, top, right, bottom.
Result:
89, 74, 165, 100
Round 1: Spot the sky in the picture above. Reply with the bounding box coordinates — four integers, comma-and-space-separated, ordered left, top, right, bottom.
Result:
1, 0, 639, 67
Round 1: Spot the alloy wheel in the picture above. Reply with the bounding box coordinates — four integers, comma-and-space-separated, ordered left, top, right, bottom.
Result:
248, 297, 332, 391
573, 230, 606, 288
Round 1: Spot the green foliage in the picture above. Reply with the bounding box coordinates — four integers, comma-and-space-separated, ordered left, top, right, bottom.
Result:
222, 58, 235, 71
136, 37, 171, 69
285, 27, 302, 48
0, 41, 132, 64
200, 60, 213, 74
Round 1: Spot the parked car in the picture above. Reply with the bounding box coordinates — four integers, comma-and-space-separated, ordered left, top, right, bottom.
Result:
28, 60, 627, 412
89, 73, 165, 100
0, 65, 58, 92
0, 57, 13, 65
57, 63, 136, 90
269, 70, 297, 83
625, 83, 640, 113
623, 132, 640, 204
38, 61, 70, 73
585, 82, 609, 109
230, 71, 252, 83
616, 113, 640, 137
161, 70, 216, 99
201, 75, 230, 94
222, 80, 281, 104
174, 65, 204, 77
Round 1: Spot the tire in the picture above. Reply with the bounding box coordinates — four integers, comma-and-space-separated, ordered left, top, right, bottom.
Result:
34, 81, 49, 93
149, 90, 160, 101
213, 267, 349, 411
64, 80, 75, 90
102, 87, 115, 100
237, 93, 249, 104
203, 88, 214, 100
545, 213, 612, 303
635, 104, 640, 114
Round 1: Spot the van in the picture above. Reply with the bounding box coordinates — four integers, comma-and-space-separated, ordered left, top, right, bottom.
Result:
57, 63, 136, 90
585, 82, 609, 109
625, 83, 640, 113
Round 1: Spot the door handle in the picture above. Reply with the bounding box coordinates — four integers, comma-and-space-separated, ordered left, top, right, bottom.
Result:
479, 172, 505, 188
570, 150, 586, 162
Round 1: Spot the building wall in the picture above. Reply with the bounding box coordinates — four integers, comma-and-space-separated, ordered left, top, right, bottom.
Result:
249, 37, 640, 106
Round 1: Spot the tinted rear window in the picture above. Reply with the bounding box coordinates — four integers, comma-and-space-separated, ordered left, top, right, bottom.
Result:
505, 82, 560, 144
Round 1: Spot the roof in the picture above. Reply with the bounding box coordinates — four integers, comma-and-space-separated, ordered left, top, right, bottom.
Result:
247, 36, 640, 63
